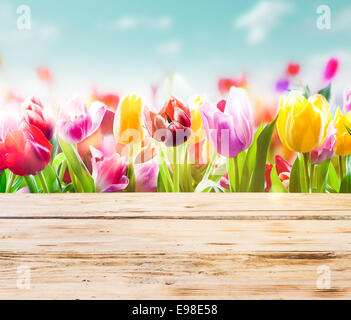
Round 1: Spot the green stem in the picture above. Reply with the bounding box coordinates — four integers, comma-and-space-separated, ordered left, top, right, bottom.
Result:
303, 153, 310, 193
24, 176, 37, 193
339, 156, 344, 181
173, 146, 179, 192
59, 160, 67, 182
38, 171, 49, 193
310, 163, 315, 192
5, 172, 16, 193
234, 156, 240, 192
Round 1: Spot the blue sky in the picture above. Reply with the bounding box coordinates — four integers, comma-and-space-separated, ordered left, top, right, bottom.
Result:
0, 0, 350, 101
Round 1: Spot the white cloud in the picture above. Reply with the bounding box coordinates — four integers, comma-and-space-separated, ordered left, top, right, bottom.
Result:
156, 40, 181, 55
112, 16, 172, 31
234, 1, 293, 45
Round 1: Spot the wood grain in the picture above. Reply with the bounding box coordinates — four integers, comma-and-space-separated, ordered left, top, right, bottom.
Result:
0, 193, 350, 299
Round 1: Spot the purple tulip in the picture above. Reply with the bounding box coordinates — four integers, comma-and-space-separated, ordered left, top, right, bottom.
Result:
200, 87, 254, 158
58, 97, 106, 144
310, 123, 336, 164
343, 88, 351, 114
275, 79, 290, 92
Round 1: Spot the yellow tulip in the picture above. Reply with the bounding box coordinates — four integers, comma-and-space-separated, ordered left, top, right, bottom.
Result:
113, 94, 143, 145
188, 96, 205, 144
334, 107, 351, 156
277, 91, 332, 153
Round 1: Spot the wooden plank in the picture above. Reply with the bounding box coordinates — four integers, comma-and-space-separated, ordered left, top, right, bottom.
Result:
0, 193, 351, 218
0, 194, 350, 299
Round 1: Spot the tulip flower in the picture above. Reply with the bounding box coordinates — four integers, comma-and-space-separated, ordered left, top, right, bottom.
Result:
277, 91, 332, 153
91, 88, 120, 111
334, 108, 351, 156
218, 75, 247, 95
324, 58, 339, 81
275, 79, 290, 92
134, 140, 159, 193
21, 96, 55, 140
310, 123, 336, 164
0, 124, 52, 176
90, 147, 129, 192
144, 97, 191, 147
188, 96, 205, 144
265, 155, 292, 192
286, 63, 300, 77
200, 87, 254, 158
57, 97, 106, 144
264, 163, 273, 192
343, 88, 351, 114
220, 173, 230, 190
113, 94, 143, 146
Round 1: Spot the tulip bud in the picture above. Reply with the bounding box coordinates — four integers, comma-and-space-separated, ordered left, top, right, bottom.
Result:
144, 97, 191, 147
200, 87, 254, 158
21, 96, 55, 140
334, 108, 351, 156
58, 97, 106, 144
277, 91, 332, 153
90, 147, 129, 192
113, 94, 143, 145
310, 123, 336, 164
343, 88, 351, 114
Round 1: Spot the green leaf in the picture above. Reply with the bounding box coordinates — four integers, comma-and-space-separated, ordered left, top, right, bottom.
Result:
39, 165, 59, 193
0, 171, 7, 193
327, 162, 339, 192
195, 179, 224, 193
52, 152, 66, 172
58, 138, 95, 193
318, 83, 332, 102
346, 125, 351, 136
340, 174, 351, 193
316, 160, 330, 193
289, 156, 301, 193
156, 143, 174, 193
271, 166, 287, 193
24, 175, 39, 193
303, 85, 311, 99
249, 117, 277, 192
240, 125, 263, 192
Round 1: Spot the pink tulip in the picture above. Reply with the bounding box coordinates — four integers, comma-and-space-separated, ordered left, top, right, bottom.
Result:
58, 97, 106, 144
324, 58, 339, 81
134, 158, 159, 192
200, 87, 254, 158
134, 138, 159, 192
220, 173, 230, 190
310, 124, 336, 164
21, 96, 55, 140
90, 147, 129, 192
343, 88, 351, 114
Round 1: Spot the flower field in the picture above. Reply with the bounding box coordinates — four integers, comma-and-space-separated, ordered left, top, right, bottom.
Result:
0, 58, 350, 194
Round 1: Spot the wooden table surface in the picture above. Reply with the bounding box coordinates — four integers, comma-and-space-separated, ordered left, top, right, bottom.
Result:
0, 193, 350, 300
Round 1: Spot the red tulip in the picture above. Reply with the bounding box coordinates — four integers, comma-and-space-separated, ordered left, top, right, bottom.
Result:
91, 88, 120, 112
21, 96, 55, 140
218, 75, 247, 96
0, 124, 52, 176
286, 63, 300, 77
264, 163, 273, 192
144, 97, 191, 147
